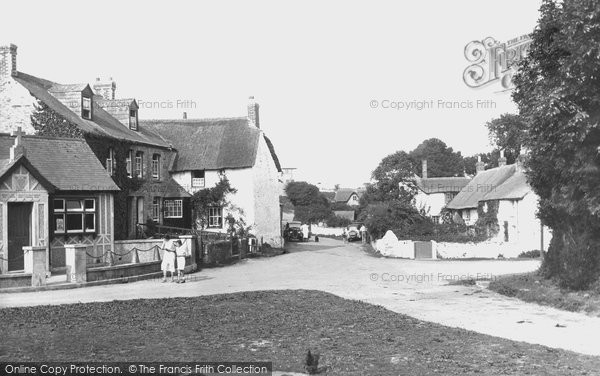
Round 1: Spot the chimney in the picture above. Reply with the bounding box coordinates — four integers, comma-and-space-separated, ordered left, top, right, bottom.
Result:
183, 112, 187, 120
516, 147, 528, 172
92, 77, 116, 100
9, 127, 26, 162
421, 160, 427, 179
0, 44, 17, 79
247, 96, 260, 128
498, 149, 507, 167
476, 155, 485, 174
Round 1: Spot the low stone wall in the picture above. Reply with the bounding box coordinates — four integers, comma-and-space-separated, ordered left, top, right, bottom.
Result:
0, 273, 32, 288
374, 229, 528, 260
311, 225, 344, 236
435, 241, 523, 259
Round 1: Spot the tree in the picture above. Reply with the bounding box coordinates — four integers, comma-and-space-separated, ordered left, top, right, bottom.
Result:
485, 114, 527, 164
512, 0, 600, 289
358, 200, 422, 239
285, 181, 332, 224
408, 138, 466, 177
368, 150, 416, 203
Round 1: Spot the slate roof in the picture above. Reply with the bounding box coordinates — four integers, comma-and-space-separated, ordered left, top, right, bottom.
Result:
334, 189, 359, 203
415, 177, 471, 194
14, 72, 169, 148
141, 118, 282, 172
0, 134, 120, 191
446, 164, 530, 209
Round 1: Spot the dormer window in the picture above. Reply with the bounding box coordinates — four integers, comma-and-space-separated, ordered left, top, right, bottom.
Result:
82, 96, 92, 119
129, 109, 138, 131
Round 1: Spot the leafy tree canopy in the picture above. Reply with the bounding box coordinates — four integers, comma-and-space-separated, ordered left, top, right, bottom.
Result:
512, 0, 600, 289
285, 181, 332, 224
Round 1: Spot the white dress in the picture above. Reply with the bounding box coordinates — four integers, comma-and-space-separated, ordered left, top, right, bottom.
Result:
161, 240, 176, 273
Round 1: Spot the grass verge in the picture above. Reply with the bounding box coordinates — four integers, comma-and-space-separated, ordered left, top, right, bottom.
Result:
1, 290, 599, 375
489, 272, 600, 316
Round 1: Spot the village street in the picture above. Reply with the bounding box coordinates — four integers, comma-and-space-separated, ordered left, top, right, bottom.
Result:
2, 238, 599, 357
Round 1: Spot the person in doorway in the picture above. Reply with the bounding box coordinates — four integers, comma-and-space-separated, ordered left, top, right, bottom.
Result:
360, 224, 368, 244
174, 239, 187, 283
161, 235, 176, 283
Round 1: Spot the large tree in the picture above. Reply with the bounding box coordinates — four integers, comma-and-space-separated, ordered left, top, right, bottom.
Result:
409, 138, 466, 177
285, 181, 332, 224
485, 113, 528, 164
513, 0, 600, 289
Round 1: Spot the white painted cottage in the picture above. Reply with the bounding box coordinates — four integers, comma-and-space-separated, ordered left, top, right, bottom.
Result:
446, 156, 551, 251
141, 97, 283, 248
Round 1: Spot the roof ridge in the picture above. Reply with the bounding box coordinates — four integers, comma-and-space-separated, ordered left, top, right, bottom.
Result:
0, 133, 86, 142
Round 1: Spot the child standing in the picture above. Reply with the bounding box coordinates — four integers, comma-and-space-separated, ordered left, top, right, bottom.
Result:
175, 239, 187, 283
161, 235, 176, 283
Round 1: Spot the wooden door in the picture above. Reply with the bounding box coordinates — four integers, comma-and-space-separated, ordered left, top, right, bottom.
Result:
7, 202, 32, 271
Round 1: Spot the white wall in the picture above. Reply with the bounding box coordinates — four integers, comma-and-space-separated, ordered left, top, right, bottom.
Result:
172, 135, 282, 248
414, 191, 447, 217
252, 135, 283, 248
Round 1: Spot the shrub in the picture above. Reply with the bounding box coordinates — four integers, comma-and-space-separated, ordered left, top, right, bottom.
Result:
518, 250, 541, 258
326, 215, 352, 228
394, 221, 487, 243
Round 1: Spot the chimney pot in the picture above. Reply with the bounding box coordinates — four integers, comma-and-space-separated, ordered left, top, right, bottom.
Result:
476, 155, 485, 174
498, 149, 507, 167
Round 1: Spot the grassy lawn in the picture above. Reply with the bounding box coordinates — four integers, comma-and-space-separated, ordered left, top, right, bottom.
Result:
1, 290, 599, 375
489, 272, 600, 316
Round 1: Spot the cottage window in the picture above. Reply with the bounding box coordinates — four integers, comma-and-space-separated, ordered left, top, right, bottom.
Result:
164, 199, 183, 218
129, 109, 138, 131
82, 96, 92, 119
126, 150, 133, 177
208, 206, 223, 228
152, 197, 161, 222
106, 148, 115, 176
53, 198, 96, 234
135, 151, 144, 178
152, 154, 160, 180
192, 170, 205, 188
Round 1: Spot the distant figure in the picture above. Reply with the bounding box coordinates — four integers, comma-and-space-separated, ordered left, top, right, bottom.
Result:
360, 225, 368, 244
174, 239, 187, 283
301, 223, 310, 242
161, 235, 176, 282
342, 227, 348, 243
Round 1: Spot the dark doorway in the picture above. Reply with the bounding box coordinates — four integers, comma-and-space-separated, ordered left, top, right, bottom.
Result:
7, 202, 32, 271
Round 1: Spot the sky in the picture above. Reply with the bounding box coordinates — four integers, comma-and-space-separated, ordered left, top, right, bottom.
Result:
0, 0, 542, 189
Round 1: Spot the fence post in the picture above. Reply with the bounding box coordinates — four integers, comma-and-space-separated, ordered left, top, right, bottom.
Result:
23, 246, 47, 287
179, 235, 197, 272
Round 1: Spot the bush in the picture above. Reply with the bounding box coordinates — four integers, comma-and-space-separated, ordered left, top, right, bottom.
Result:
359, 200, 421, 239
518, 250, 541, 258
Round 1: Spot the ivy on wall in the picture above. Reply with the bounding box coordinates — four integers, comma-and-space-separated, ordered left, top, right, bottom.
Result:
31, 99, 83, 138
475, 200, 500, 239
191, 176, 237, 230
28, 98, 143, 240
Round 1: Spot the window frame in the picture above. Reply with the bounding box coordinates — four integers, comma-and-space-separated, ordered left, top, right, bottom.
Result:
106, 148, 115, 176
164, 199, 183, 218
129, 109, 138, 131
126, 150, 133, 178
208, 206, 223, 228
192, 170, 205, 188
53, 197, 97, 235
135, 151, 144, 179
151, 154, 160, 180
151, 197, 161, 222
81, 96, 92, 119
